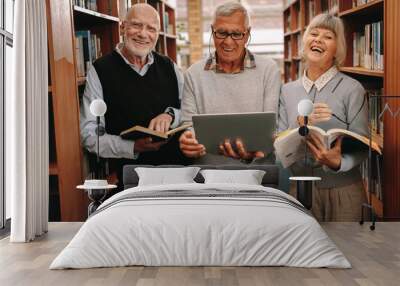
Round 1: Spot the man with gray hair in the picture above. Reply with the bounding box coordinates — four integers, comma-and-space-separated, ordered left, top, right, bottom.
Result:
80, 3, 186, 188
179, 1, 281, 164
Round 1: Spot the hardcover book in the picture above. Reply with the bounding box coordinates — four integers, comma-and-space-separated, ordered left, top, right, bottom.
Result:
120, 123, 192, 141
274, 126, 382, 168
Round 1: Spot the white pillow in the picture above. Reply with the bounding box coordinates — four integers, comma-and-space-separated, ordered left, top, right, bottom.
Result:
135, 167, 201, 186
200, 169, 266, 185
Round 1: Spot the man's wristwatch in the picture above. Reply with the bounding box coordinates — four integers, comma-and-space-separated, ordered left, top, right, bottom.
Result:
165, 108, 175, 123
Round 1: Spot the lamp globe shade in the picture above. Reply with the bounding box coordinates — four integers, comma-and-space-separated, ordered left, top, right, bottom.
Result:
90, 99, 107, 117
297, 99, 314, 116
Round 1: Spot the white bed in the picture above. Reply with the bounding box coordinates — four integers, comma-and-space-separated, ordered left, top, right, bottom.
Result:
50, 183, 351, 269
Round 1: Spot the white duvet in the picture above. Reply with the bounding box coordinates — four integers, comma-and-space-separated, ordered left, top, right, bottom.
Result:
50, 183, 351, 269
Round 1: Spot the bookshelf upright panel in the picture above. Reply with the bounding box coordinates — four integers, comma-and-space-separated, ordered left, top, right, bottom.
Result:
383, 0, 400, 219
46, 0, 87, 221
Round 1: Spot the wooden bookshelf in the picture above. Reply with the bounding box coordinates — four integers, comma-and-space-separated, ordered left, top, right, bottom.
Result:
283, 0, 400, 219
46, 0, 122, 221
46, 0, 177, 221
47, 0, 88, 221
339, 66, 384, 78
382, 0, 400, 220
338, 0, 383, 17
363, 180, 383, 218
73, 5, 120, 23
283, 0, 305, 81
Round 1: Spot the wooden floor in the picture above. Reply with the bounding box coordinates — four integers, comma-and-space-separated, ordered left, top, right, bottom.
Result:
0, 222, 399, 286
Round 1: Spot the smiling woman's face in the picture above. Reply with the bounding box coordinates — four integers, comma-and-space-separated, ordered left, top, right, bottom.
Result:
303, 27, 337, 68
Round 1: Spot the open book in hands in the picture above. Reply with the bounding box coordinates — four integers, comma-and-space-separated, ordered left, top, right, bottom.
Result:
274, 126, 382, 168
120, 123, 192, 141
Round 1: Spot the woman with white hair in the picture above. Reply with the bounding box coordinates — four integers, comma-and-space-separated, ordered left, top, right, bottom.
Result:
278, 13, 368, 221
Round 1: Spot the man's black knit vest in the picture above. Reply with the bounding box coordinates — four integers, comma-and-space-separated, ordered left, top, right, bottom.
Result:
93, 50, 179, 135
93, 50, 186, 179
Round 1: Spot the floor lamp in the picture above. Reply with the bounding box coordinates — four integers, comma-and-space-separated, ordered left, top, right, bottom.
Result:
77, 99, 116, 216
290, 99, 321, 210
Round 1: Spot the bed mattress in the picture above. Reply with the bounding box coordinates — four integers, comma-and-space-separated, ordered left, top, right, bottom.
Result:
50, 183, 350, 269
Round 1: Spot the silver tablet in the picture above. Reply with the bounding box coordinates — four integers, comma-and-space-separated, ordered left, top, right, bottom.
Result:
192, 112, 276, 155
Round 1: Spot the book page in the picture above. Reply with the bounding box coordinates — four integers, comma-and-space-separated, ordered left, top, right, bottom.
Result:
308, 126, 329, 148
274, 126, 331, 168
120, 125, 167, 139
327, 128, 382, 154
166, 123, 193, 136
274, 129, 306, 168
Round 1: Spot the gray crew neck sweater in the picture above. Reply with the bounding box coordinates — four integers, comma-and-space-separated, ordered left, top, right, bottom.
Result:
180, 55, 281, 165
279, 72, 369, 188
181, 54, 281, 123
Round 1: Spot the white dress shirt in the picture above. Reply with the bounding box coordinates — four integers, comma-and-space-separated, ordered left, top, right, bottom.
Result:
80, 44, 184, 159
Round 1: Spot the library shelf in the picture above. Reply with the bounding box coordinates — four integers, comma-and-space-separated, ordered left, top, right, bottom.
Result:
339, 67, 384, 78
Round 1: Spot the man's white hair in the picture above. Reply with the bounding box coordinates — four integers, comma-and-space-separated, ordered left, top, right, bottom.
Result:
212, 1, 251, 28
124, 3, 160, 29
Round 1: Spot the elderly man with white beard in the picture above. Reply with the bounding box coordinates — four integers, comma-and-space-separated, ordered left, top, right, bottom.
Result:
80, 4, 186, 190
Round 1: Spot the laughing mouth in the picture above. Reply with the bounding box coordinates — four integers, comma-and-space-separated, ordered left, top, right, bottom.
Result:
311, 46, 324, 53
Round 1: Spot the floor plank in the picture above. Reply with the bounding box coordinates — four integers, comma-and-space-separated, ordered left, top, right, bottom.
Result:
0, 222, 399, 286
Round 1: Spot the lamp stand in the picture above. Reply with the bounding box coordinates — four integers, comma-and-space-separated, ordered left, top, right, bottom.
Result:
290, 116, 320, 210
96, 116, 100, 179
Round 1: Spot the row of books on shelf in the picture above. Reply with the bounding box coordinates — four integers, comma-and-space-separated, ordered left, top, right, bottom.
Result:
353, 21, 384, 71
284, 4, 300, 33
320, 0, 338, 13
75, 30, 102, 77
295, 34, 301, 56
284, 12, 292, 33
284, 35, 301, 59
352, 0, 377, 7
284, 63, 291, 81
285, 39, 291, 58
368, 89, 384, 135
163, 13, 174, 35
284, 60, 304, 82
361, 89, 385, 202
286, 0, 339, 31
306, 0, 316, 25
295, 61, 304, 79
74, 0, 97, 11
119, 0, 133, 17
360, 153, 383, 201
